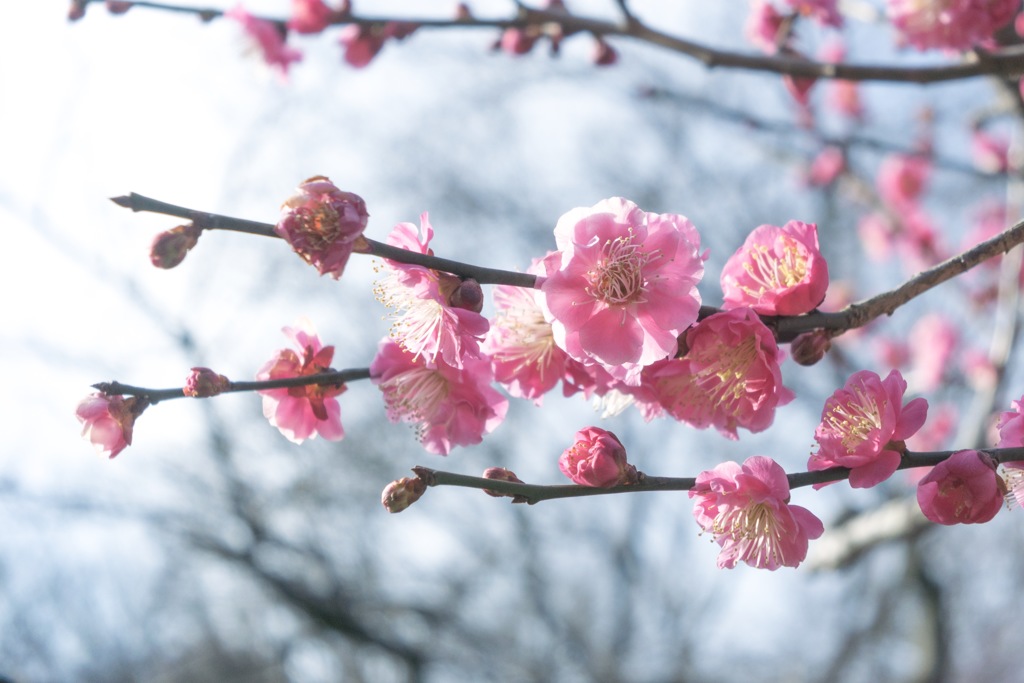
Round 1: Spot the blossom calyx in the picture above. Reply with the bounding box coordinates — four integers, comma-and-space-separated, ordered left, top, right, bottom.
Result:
150, 223, 201, 269
276, 176, 369, 279
559, 427, 637, 488
381, 476, 427, 513
183, 367, 231, 398
917, 450, 1004, 525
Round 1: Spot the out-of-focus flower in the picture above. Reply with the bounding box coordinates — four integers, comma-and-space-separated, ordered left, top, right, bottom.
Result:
721, 220, 829, 316
972, 128, 1010, 173
634, 308, 794, 439
183, 367, 231, 398
288, 0, 336, 34
877, 153, 930, 209
76, 393, 148, 458
339, 21, 417, 67
886, 0, 1017, 52
381, 477, 427, 513
783, 73, 817, 108
787, 0, 843, 27
592, 38, 618, 66
690, 456, 824, 570
907, 314, 958, 392
806, 146, 845, 187
907, 402, 955, 453
917, 450, 1004, 524
226, 4, 303, 76
745, 0, 788, 54
809, 369, 928, 488
257, 318, 346, 444
276, 175, 369, 279
68, 0, 87, 20
996, 395, 1024, 449
150, 223, 201, 269
375, 213, 489, 368
370, 338, 507, 455
539, 197, 705, 385
558, 427, 637, 487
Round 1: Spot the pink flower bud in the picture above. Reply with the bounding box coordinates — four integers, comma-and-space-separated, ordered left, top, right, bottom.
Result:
183, 367, 231, 398
447, 278, 484, 313
288, 0, 335, 34
381, 476, 427, 513
917, 450, 1004, 525
499, 28, 538, 55
592, 39, 618, 66
275, 176, 369, 279
76, 393, 148, 459
559, 427, 637, 487
482, 467, 525, 498
150, 223, 201, 269
790, 330, 831, 366
454, 3, 473, 20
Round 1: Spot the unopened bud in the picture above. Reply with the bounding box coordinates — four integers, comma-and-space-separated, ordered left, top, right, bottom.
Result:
105, 1, 133, 14
449, 278, 484, 313
68, 0, 87, 20
454, 3, 472, 20
482, 467, 525, 497
382, 476, 427, 513
592, 38, 618, 67
183, 367, 231, 398
790, 330, 832, 366
151, 223, 201, 269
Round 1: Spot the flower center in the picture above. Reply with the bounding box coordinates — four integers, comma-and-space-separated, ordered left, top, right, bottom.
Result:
381, 366, 450, 423
492, 291, 557, 375
740, 237, 807, 296
295, 203, 340, 248
713, 501, 785, 567
824, 387, 882, 452
662, 335, 759, 422
586, 231, 650, 305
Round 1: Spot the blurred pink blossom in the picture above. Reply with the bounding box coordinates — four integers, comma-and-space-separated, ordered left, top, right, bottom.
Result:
226, 4, 303, 75
971, 128, 1010, 173
257, 318, 346, 444
877, 153, 930, 209
810, 369, 928, 488
996, 395, 1024, 448
907, 314, 958, 392
370, 338, 507, 455
745, 0, 787, 54
917, 450, 1003, 524
539, 197, 705, 385
887, 0, 1017, 52
721, 220, 829, 316
288, 0, 336, 34
806, 146, 845, 187
558, 427, 637, 488
276, 175, 369, 279
375, 213, 489, 368
76, 393, 147, 459
633, 308, 794, 439
339, 21, 417, 67
787, 0, 843, 27
690, 456, 823, 570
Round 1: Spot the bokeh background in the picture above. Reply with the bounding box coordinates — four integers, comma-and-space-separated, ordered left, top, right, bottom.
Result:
3, 1, 1023, 681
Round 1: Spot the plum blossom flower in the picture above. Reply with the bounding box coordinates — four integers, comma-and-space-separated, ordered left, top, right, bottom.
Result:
375, 213, 489, 368
690, 456, 824, 570
539, 197, 705, 385
721, 220, 829, 316
483, 253, 598, 403
288, 0, 336, 34
76, 393, 148, 458
917, 450, 1004, 524
370, 338, 507, 455
629, 308, 794, 438
809, 369, 928, 488
559, 427, 638, 488
257, 318, 346, 444
276, 176, 369, 279
226, 4, 303, 76
907, 314, 958, 392
877, 153, 930, 209
806, 146, 845, 187
886, 0, 1017, 52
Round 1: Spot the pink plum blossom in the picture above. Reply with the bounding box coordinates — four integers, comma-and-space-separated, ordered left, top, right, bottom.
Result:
484, 253, 598, 403
226, 4, 303, 76
690, 456, 824, 570
995, 395, 1024, 449
370, 338, 507, 455
907, 314, 958, 392
257, 318, 346, 444
806, 146, 845, 187
276, 176, 369, 279
886, 0, 1017, 52
720, 220, 829, 316
971, 128, 1010, 173
288, 0, 336, 34
539, 197, 705, 385
787, 0, 843, 27
917, 450, 1004, 524
558, 427, 638, 488
876, 153, 930, 209
630, 308, 794, 439
375, 213, 489, 368
745, 0, 787, 54
809, 369, 928, 488
76, 393, 147, 459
